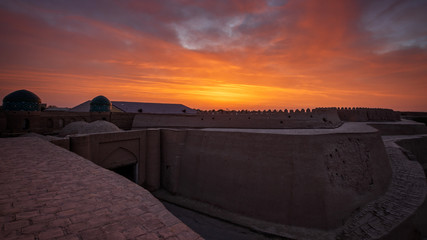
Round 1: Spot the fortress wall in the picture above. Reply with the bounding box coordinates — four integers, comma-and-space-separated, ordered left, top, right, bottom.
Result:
0, 112, 6, 131
2, 111, 42, 134
0, 111, 135, 135
145, 129, 161, 191
337, 108, 401, 122
133, 108, 342, 129
160, 129, 392, 230
40, 112, 91, 133
0, 108, 402, 135
161, 130, 188, 193
110, 112, 136, 130
1, 111, 92, 134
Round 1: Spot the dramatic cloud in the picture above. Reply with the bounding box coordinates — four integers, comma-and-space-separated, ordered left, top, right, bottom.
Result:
0, 0, 426, 110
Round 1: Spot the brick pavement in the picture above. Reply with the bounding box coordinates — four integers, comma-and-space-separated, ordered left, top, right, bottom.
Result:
0, 137, 202, 240
335, 136, 427, 240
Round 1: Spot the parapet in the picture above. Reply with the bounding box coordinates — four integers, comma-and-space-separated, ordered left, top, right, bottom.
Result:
333, 107, 401, 122
132, 108, 343, 129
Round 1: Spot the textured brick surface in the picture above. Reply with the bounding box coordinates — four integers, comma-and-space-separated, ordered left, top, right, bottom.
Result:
0, 137, 202, 240
336, 137, 427, 240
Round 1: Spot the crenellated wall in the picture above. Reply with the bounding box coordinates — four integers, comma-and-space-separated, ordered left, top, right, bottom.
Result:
133, 108, 342, 129
335, 107, 401, 122
0, 107, 402, 135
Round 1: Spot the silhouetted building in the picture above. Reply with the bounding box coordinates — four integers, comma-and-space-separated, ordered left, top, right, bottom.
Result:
71, 100, 196, 114
2, 89, 41, 111
89, 95, 112, 112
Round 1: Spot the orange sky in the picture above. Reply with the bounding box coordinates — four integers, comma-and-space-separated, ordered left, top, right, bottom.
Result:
1, 0, 427, 111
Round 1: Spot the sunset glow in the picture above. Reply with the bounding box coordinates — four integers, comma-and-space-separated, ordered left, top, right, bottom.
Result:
1, 0, 426, 111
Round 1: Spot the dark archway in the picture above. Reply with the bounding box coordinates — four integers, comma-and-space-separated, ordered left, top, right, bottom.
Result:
47, 118, 53, 128
111, 163, 137, 183
23, 118, 30, 130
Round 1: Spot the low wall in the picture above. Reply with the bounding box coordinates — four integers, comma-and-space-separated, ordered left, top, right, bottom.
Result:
393, 136, 427, 238
41, 112, 135, 132
369, 122, 427, 135
160, 129, 392, 230
0, 111, 135, 135
110, 112, 136, 130
401, 112, 427, 126
0, 112, 7, 132
396, 136, 427, 173
68, 130, 160, 188
133, 109, 342, 129
1, 111, 42, 134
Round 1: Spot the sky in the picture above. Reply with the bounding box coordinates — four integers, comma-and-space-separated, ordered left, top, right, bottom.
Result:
0, 0, 426, 111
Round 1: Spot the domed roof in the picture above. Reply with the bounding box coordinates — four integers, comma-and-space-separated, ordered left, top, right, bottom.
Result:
58, 120, 121, 137
90, 95, 111, 112
2, 89, 41, 111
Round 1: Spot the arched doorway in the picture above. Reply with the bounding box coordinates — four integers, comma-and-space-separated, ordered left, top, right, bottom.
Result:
23, 118, 30, 130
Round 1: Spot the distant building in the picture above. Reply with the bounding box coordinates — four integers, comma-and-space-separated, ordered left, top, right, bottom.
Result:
89, 95, 112, 112
70, 99, 196, 114
2, 89, 41, 111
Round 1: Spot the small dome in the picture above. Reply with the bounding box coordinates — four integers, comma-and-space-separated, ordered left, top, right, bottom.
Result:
90, 95, 111, 112
58, 120, 121, 137
2, 89, 41, 111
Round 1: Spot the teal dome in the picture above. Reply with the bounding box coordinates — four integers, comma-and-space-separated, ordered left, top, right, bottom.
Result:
2, 89, 41, 111
90, 95, 111, 112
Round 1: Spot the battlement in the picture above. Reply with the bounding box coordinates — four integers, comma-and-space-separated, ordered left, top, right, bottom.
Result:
333, 107, 401, 122
196, 108, 316, 115
132, 108, 342, 129
195, 107, 400, 121
0, 107, 402, 135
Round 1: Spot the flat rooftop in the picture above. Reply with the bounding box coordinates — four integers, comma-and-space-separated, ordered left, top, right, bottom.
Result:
0, 137, 201, 240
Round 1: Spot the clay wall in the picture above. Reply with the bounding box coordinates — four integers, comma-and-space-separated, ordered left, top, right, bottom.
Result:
400, 112, 427, 126
133, 108, 342, 129
62, 126, 394, 230
0, 111, 135, 135
40, 112, 91, 134
50, 138, 70, 150
69, 130, 145, 185
336, 108, 401, 122
0, 107, 403, 135
396, 136, 427, 174
0, 112, 7, 132
109, 112, 136, 130
368, 123, 427, 135
2, 111, 42, 134
159, 129, 392, 230
68, 130, 160, 188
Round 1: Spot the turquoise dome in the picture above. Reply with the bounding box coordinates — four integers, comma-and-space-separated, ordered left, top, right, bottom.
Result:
90, 95, 111, 112
2, 89, 41, 111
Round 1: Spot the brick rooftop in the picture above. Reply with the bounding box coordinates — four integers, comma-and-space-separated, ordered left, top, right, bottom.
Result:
0, 137, 202, 240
